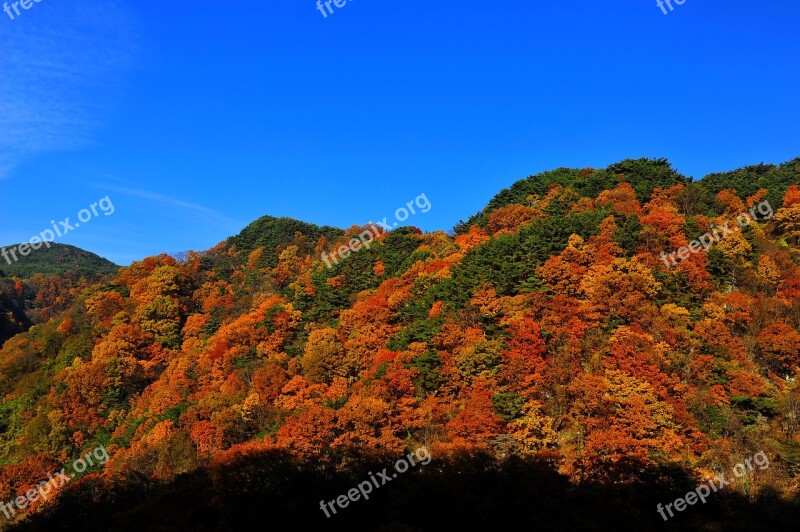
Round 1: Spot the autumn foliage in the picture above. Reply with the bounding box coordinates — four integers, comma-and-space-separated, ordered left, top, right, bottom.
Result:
1, 157, 800, 528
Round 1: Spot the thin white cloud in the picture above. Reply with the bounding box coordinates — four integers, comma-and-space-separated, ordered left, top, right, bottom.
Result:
0, 0, 138, 178
85, 180, 244, 228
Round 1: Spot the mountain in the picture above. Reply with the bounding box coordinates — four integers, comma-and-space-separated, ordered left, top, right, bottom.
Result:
2, 157, 800, 530
0, 244, 118, 347
456, 157, 690, 232
0, 243, 118, 279
225, 215, 344, 266
700, 157, 800, 207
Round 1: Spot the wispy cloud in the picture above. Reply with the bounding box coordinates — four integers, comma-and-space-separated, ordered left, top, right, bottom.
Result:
0, 0, 138, 178
85, 178, 243, 228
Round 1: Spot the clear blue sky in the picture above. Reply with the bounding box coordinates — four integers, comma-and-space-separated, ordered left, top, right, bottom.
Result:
1, 0, 798, 265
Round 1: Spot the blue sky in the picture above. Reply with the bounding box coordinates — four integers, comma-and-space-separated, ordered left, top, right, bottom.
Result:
1, 0, 798, 265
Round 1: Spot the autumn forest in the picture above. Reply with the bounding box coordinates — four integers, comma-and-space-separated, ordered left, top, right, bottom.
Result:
2, 158, 800, 531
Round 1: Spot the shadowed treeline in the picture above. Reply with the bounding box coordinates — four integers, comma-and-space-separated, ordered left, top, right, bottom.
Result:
11, 449, 800, 531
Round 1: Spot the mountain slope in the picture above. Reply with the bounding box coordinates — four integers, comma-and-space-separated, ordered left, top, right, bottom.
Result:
0, 244, 118, 347
0, 243, 118, 279
456, 157, 689, 232
1, 157, 800, 529
225, 215, 343, 267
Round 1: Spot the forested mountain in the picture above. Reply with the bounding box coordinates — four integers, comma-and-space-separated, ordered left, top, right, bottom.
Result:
2, 158, 800, 530
226, 215, 343, 267
0, 245, 118, 347
0, 244, 118, 279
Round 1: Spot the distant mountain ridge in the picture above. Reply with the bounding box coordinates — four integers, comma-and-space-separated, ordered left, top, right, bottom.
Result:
0, 243, 118, 279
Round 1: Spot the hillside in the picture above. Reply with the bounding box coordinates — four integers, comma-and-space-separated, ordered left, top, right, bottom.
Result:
0, 244, 118, 279
1, 157, 800, 530
226, 215, 343, 266
0, 290, 30, 348
0, 245, 118, 347
456, 158, 690, 232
